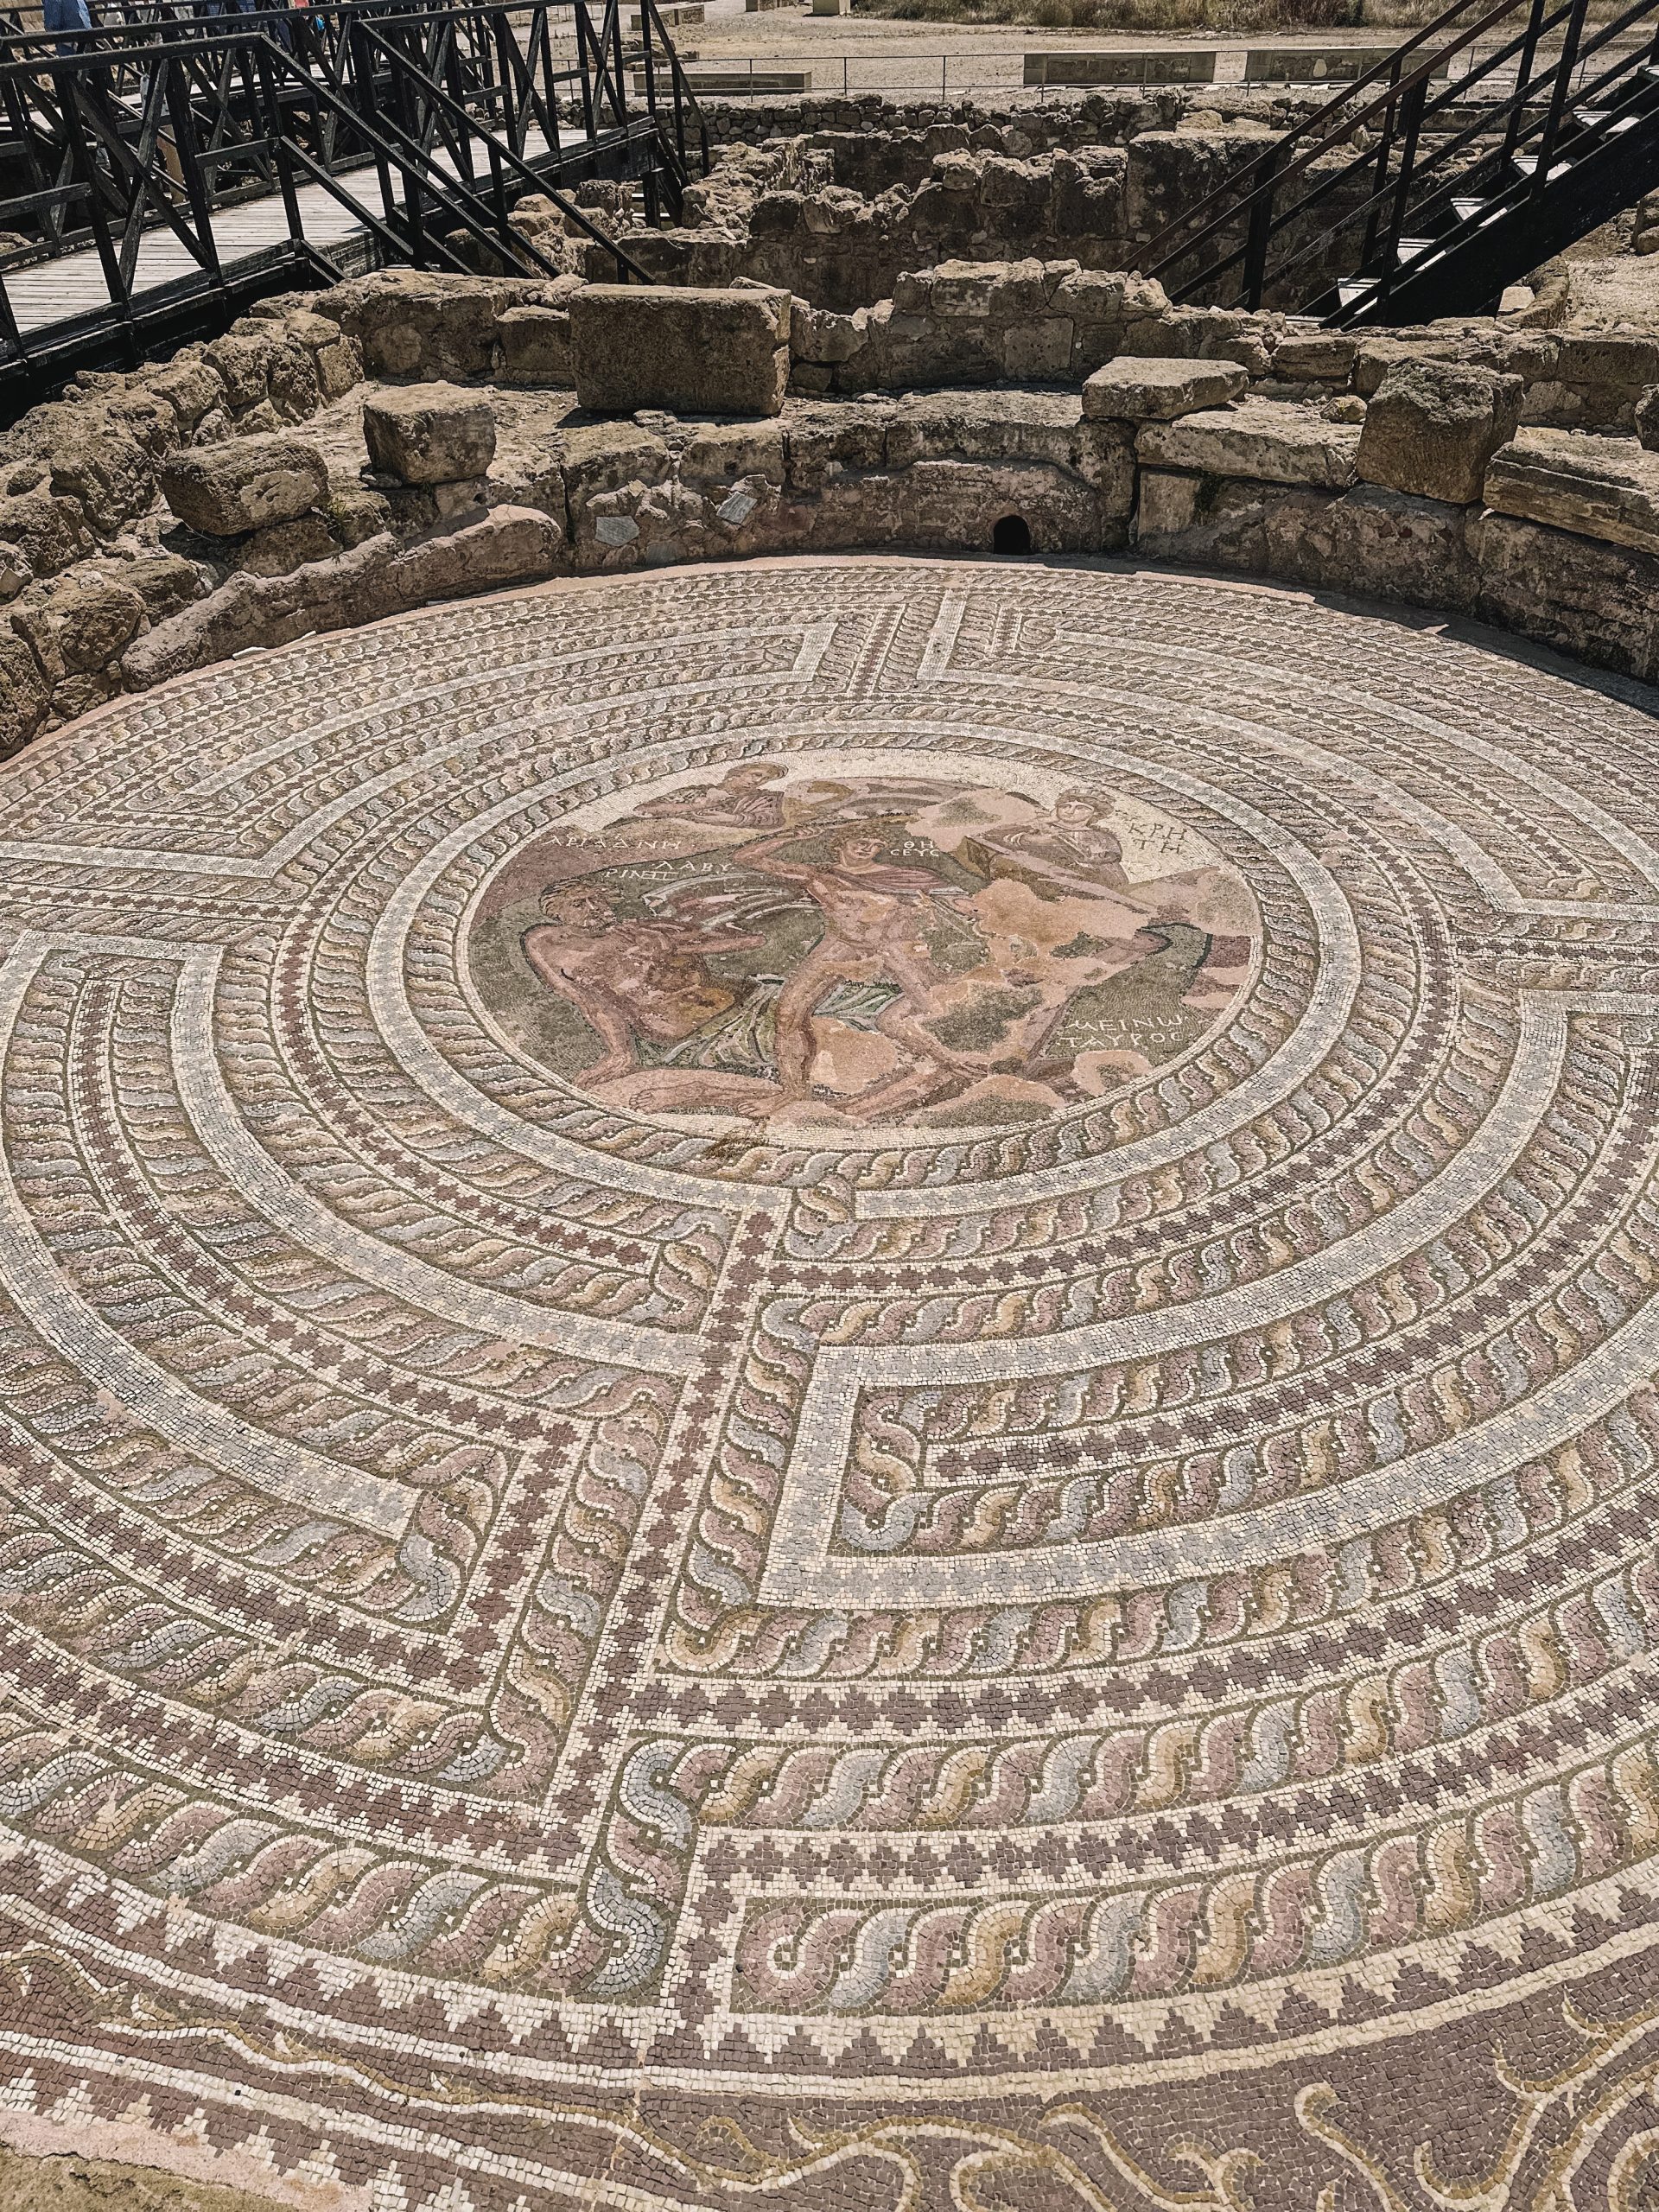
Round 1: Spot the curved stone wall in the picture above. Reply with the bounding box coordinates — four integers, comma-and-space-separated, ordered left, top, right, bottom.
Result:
3, 265, 1657, 759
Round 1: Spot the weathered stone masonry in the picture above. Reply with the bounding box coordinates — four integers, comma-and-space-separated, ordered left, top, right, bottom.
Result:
3, 258, 1659, 754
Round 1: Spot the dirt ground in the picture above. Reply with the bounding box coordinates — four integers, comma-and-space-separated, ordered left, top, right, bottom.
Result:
675, 0, 1433, 97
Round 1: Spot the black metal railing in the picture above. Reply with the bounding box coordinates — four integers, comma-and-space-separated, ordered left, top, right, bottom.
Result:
1139, 0, 1659, 320
0, 0, 709, 391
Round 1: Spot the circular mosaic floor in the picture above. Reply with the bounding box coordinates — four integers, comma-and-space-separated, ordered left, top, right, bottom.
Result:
1, 557, 1658, 2212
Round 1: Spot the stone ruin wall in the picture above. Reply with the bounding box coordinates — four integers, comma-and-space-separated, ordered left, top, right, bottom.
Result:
0, 199, 1654, 765
544, 107, 1387, 313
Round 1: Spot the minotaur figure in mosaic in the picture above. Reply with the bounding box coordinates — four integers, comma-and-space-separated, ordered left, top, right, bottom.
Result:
521, 880, 761, 1084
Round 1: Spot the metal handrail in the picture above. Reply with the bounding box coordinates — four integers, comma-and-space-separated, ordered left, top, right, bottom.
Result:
1141, 0, 1539, 284
0, 0, 707, 390
1215, 12, 1659, 310
1139, 0, 1659, 308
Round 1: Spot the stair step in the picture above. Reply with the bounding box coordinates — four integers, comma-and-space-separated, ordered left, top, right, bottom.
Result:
1571, 106, 1611, 124
1451, 194, 1489, 221
1511, 153, 1572, 178
1338, 276, 1378, 306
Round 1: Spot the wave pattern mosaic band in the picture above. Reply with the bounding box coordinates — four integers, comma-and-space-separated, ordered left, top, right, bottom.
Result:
1, 556, 1658, 2211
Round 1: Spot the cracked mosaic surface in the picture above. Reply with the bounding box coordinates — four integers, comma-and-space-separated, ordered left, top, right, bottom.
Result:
1, 556, 1658, 2211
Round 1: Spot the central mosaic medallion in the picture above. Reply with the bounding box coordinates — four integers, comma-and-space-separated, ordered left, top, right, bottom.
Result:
467, 753, 1257, 1132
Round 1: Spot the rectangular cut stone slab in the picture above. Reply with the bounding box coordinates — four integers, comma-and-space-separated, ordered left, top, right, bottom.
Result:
1137, 399, 1360, 487
157, 434, 328, 537
1272, 330, 1357, 381
572, 285, 791, 417
1023, 48, 1215, 83
1483, 429, 1659, 556
1084, 356, 1247, 422
1243, 43, 1448, 80
361, 384, 496, 486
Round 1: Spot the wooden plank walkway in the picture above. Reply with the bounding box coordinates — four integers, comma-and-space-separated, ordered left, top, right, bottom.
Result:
5, 123, 558, 334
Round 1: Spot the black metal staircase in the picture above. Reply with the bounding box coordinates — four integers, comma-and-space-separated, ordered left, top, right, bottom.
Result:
1141, 0, 1659, 325
0, 0, 709, 401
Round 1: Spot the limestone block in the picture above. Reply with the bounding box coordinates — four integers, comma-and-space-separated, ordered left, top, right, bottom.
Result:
0, 490, 88, 579
124, 532, 400, 686
785, 401, 893, 491
1267, 483, 1477, 613
0, 630, 48, 755
327, 485, 396, 549
238, 513, 341, 578
1125, 129, 1243, 243
884, 457, 1122, 555
1473, 511, 1659, 680
791, 301, 866, 367
265, 339, 324, 423
1135, 467, 1287, 572
159, 434, 329, 537
851, 301, 1000, 393
0, 542, 27, 603
335, 270, 506, 381
145, 359, 226, 438
1001, 318, 1075, 380
99, 386, 178, 458
277, 308, 349, 359
1132, 305, 1276, 377
883, 391, 1131, 512
202, 327, 281, 414
558, 422, 671, 498
1051, 269, 1168, 326
10, 569, 148, 677
977, 157, 1048, 213
21, 407, 156, 537
906, 262, 1002, 317
1354, 329, 1557, 398
314, 334, 366, 404
680, 420, 786, 485
498, 305, 574, 385
1083, 355, 1247, 422
124, 509, 560, 692
1272, 330, 1356, 382
121, 550, 202, 620
1356, 359, 1522, 505
1552, 333, 1659, 394
1482, 429, 1659, 558
572, 284, 791, 416
1639, 387, 1659, 454
386, 505, 561, 602
987, 258, 1065, 319
1137, 399, 1360, 488
362, 385, 497, 486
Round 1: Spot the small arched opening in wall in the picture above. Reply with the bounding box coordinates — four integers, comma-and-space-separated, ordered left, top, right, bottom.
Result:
991, 514, 1033, 556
